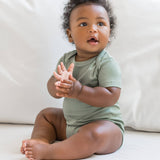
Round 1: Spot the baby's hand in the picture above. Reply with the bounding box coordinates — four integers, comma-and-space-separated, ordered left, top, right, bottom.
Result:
53, 62, 74, 81
55, 74, 82, 98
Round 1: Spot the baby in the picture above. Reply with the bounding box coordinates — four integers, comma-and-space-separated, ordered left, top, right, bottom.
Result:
21, 0, 124, 159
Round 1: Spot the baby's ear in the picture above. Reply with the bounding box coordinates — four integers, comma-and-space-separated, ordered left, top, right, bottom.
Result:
66, 29, 73, 43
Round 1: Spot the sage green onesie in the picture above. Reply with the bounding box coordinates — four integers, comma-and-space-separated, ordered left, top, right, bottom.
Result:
56, 49, 124, 138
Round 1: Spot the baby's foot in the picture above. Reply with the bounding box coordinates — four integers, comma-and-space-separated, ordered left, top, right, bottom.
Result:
24, 139, 52, 160
21, 140, 26, 154
20, 139, 48, 155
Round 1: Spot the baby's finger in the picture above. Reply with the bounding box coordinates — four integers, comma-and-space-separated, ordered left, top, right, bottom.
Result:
56, 82, 72, 89
55, 92, 64, 98
55, 81, 61, 86
60, 62, 67, 71
57, 65, 62, 75
56, 86, 70, 94
56, 93, 69, 98
69, 74, 76, 82
53, 72, 61, 81
68, 63, 74, 73
61, 79, 73, 84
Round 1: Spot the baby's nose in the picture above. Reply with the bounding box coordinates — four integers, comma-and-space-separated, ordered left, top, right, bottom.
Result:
88, 25, 98, 33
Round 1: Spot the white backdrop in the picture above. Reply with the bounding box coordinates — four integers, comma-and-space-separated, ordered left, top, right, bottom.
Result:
0, 0, 70, 123
0, 0, 160, 131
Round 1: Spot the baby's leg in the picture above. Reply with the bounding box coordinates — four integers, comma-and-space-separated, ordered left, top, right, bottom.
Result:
24, 120, 123, 160
21, 107, 66, 154
31, 107, 66, 142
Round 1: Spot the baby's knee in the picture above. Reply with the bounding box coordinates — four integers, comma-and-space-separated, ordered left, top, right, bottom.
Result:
37, 107, 58, 120
80, 123, 109, 145
90, 129, 105, 144
81, 128, 103, 145
38, 107, 51, 115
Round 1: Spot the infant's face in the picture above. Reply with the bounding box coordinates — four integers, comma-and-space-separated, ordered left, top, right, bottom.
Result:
67, 3, 110, 58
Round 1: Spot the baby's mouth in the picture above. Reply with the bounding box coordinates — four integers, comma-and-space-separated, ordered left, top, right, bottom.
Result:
87, 37, 99, 45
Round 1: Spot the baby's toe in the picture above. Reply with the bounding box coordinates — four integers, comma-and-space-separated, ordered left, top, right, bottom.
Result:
25, 151, 34, 158
20, 146, 25, 154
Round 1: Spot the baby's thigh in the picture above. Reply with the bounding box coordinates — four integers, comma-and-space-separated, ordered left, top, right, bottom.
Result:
78, 120, 123, 154
66, 125, 80, 138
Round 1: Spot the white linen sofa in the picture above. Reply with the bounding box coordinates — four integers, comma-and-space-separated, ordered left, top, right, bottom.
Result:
1, 0, 160, 159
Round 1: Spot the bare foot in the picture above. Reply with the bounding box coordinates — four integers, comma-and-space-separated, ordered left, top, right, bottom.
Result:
21, 139, 48, 155
24, 139, 53, 160
21, 140, 26, 154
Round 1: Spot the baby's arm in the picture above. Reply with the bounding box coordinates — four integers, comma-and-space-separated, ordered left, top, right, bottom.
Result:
47, 75, 62, 98
55, 75, 120, 107
56, 79, 120, 107
77, 85, 121, 107
53, 62, 120, 107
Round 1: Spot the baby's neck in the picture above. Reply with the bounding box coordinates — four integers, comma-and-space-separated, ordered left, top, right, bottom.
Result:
75, 52, 99, 62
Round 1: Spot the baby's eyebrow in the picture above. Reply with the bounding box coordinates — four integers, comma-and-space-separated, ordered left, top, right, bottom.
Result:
76, 16, 107, 21
76, 17, 88, 21
96, 16, 107, 20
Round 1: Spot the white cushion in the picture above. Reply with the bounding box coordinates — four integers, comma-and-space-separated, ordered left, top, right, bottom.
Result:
0, 0, 160, 132
109, 0, 160, 131
0, 0, 69, 123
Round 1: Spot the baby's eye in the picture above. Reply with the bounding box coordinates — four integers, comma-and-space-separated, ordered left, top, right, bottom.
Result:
80, 22, 87, 27
98, 22, 105, 26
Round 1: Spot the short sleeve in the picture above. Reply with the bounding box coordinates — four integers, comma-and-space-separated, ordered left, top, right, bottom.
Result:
98, 58, 121, 88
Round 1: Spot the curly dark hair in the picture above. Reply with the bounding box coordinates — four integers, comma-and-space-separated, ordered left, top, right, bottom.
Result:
62, 0, 116, 40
